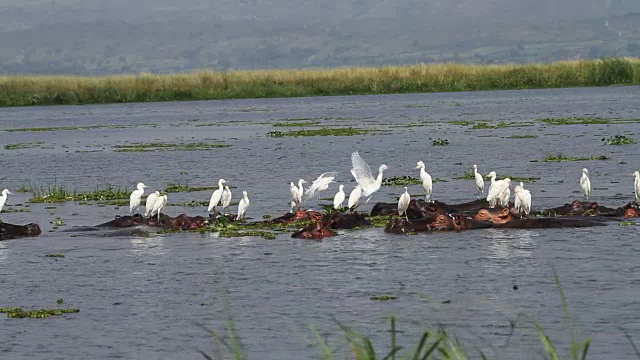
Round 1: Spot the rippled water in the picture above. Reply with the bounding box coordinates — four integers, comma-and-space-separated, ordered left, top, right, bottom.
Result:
1, 87, 639, 359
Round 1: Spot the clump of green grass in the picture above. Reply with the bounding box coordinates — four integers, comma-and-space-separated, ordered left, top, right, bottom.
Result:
164, 182, 217, 193
430, 138, 449, 146
449, 120, 473, 126
4, 141, 44, 150
472, 121, 495, 129
266, 127, 375, 137
1, 307, 79, 319
543, 153, 610, 162
113, 142, 231, 152
28, 184, 130, 203
45, 253, 65, 258
539, 117, 613, 125
382, 176, 422, 186
273, 121, 320, 127
601, 135, 636, 145
369, 295, 397, 301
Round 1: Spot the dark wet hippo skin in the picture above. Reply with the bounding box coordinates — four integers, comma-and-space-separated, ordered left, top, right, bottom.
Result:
0, 222, 42, 241
325, 212, 372, 229
291, 219, 337, 240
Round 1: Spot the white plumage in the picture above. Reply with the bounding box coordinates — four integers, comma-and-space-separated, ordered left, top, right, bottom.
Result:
350, 151, 387, 199
514, 182, 531, 216
473, 164, 484, 199
150, 194, 167, 222
634, 171, 640, 203
305, 172, 337, 200
415, 161, 433, 201
208, 179, 227, 212
398, 186, 411, 220
333, 184, 345, 210
129, 182, 148, 214
237, 190, 250, 220
0, 189, 12, 213
221, 186, 232, 214
580, 168, 591, 201
290, 179, 306, 208
487, 177, 511, 207
144, 191, 160, 217
347, 185, 363, 212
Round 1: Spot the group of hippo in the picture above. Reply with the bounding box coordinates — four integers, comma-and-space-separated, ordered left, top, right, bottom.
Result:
1, 198, 639, 241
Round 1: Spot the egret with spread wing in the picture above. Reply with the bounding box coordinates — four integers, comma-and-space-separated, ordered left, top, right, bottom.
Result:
350, 151, 387, 201
305, 172, 337, 200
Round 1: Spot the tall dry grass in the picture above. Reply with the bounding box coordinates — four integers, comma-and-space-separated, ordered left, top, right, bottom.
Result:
1, 58, 638, 107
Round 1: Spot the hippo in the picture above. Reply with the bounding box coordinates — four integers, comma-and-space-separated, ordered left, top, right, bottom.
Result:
326, 212, 372, 229
0, 222, 42, 241
291, 219, 336, 240
541, 200, 622, 217
383, 213, 454, 233
473, 207, 516, 224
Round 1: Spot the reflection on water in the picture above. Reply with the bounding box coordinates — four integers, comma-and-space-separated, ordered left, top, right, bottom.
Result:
130, 235, 167, 256
485, 229, 537, 260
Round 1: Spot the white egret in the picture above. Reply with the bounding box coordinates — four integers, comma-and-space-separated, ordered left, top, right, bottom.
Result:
305, 172, 337, 200
0, 189, 12, 213
144, 191, 160, 217
633, 170, 640, 203
347, 185, 363, 212
398, 186, 411, 221
580, 168, 591, 200
208, 179, 227, 213
237, 190, 250, 220
290, 179, 306, 208
350, 151, 388, 200
499, 184, 511, 207
333, 184, 345, 210
221, 186, 232, 214
289, 182, 298, 206
487, 177, 511, 208
486, 171, 498, 207
150, 194, 167, 223
290, 201, 296, 213
473, 164, 484, 199
129, 182, 148, 214
415, 161, 433, 201
514, 182, 531, 216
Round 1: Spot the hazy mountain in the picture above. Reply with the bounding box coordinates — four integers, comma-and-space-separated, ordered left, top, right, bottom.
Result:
0, 0, 639, 75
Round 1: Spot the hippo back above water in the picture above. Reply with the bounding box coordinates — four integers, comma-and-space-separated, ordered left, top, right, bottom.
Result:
0, 222, 42, 241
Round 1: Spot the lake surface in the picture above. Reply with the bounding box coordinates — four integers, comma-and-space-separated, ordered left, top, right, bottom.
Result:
0, 86, 639, 359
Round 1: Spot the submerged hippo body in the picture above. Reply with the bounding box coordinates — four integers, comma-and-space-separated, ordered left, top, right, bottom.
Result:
291, 220, 336, 240
326, 212, 372, 229
0, 222, 42, 241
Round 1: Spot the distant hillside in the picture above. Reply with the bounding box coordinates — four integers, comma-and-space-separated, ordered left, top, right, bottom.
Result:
0, 1, 639, 74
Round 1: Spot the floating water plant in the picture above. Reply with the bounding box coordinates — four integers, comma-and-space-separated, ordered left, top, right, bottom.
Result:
28, 184, 130, 203
382, 176, 422, 186
506, 135, 538, 139
601, 135, 636, 145
4, 141, 44, 150
266, 127, 375, 137
164, 182, 217, 193
430, 138, 449, 146
543, 153, 610, 162
539, 117, 613, 125
112, 142, 231, 152
369, 295, 397, 301
45, 253, 65, 258
1, 307, 79, 319
4, 124, 133, 132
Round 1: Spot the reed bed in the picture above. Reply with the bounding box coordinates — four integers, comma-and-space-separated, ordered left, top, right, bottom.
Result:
1, 58, 639, 107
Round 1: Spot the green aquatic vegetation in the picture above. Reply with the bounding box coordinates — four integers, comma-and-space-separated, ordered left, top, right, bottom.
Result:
448, 120, 473, 126
619, 221, 636, 226
369, 295, 397, 301
472, 121, 495, 129
4, 124, 132, 132
14, 186, 31, 193
365, 215, 392, 228
218, 230, 277, 240
164, 182, 217, 193
382, 176, 422, 186
176, 200, 209, 207
28, 184, 130, 203
430, 138, 449, 146
273, 121, 321, 127
1, 307, 79, 319
4, 141, 44, 150
539, 117, 613, 125
602, 135, 636, 145
2, 207, 31, 213
266, 127, 375, 137
506, 135, 539, 139
45, 253, 65, 258
112, 142, 232, 152
543, 153, 610, 162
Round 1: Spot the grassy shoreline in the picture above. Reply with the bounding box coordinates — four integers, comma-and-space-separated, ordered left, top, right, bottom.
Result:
1, 58, 639, 107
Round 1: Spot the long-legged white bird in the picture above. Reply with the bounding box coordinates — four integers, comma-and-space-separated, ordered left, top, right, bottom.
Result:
398, 186, 411, 221
0, 189, 12, 214
305, 172, 337, 200
514, 182, 532, 216
350, 151, 388, 202
633, 171, 639, 203
290, 179, 306, 209
144, 191, 160, 217
347, 185, 363, 213
129, 182, 148, 214
486, 171, 498, 207
499, 183, 511, 207
208, 179, 227, 213
473, 164, 484, 199
487, 177, 511, 208
221, 186, 232, 214
150, 194, 167, 223
580, 168, 591, 200
415, 161, 433, 201
237, 190, 250, 220
333, 184, 345, 210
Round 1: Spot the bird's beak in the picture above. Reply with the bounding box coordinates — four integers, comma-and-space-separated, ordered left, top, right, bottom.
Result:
414, 165, 420, 169
7, 191, 12, 195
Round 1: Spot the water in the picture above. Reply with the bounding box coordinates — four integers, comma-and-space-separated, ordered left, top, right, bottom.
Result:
0, 86, 639, 359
